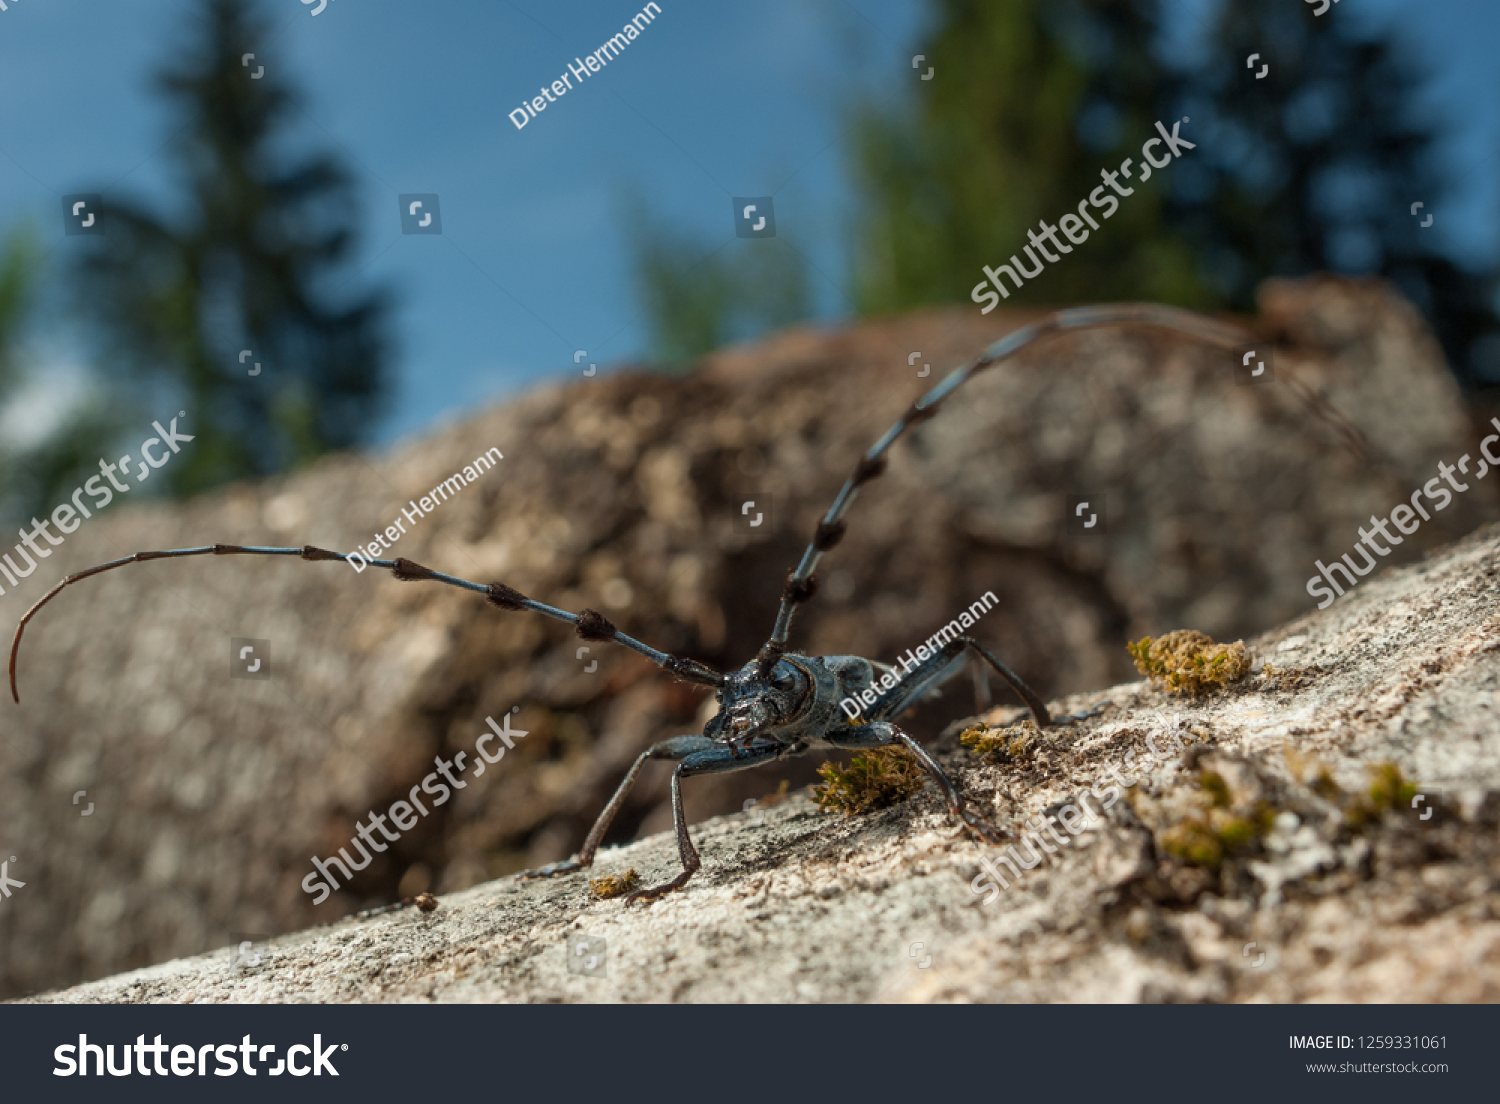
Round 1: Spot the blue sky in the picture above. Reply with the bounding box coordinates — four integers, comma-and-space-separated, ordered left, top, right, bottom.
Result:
1, 0, 1496, 450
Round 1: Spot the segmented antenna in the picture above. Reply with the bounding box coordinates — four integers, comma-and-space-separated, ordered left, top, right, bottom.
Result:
755, 303, 1249, 673
9, 544, 723, 702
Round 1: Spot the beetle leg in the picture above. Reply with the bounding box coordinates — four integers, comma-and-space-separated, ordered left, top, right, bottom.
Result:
1052, 701, 1113, 725
871, 634, 1051, 728
970, 649, 993, 715
624, 741, 783, 904
515, 735, 715, 881
825, 721, 1010, 846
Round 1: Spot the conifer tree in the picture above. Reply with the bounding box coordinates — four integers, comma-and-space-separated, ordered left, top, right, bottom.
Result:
0, 228, 124, 525
74, 0, 393, 495
848, 0, 1205, 315
1173, 0, 1499, 388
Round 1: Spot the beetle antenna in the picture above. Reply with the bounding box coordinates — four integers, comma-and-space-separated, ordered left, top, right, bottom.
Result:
756, 303, 1249, 673
10, 543, 723, 703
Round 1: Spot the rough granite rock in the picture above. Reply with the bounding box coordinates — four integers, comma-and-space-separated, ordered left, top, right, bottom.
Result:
1, 275, 1495, 998
19, 520, 1500, 1004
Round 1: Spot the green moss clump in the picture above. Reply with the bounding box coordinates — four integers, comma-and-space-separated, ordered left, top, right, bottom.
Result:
959, 721, 1038, 762
1159, 766, 1275, 870
1161, 805, 1274, 870
589, 869, 639, 899
812, 748, 925, 816
1160, 820, 1226, 869
1368, 762, 1418, 813
1290, 755, 1422, 831
1214, 813, 1262, 851
1310, 768, 1340, 801
1128, 630, 1250, 696
1200, 770, 1231, 809
1344, 762, 1419, 830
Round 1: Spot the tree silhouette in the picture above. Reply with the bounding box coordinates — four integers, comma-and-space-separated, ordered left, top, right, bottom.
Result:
847, 0, 1498, 389
847, 0, 1205, 316
0, 227, 126, 527
74, 0, 393, 495
1172, 0, 1499, 389
625, 193, 812, 368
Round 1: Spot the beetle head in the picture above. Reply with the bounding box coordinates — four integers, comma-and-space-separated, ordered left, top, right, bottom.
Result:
706, 657, 811, 741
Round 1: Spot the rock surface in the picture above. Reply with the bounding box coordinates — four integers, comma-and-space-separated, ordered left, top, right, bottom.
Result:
2, 275, 1495, 999
19, 520, 1500, 1004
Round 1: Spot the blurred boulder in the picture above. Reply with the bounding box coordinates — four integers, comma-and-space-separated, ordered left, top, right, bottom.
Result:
0, 275, 1492, 998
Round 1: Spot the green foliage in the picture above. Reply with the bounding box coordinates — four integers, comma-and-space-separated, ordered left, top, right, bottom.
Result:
0, 226, 132, 526
628, 1, 1496, 388
1199, 770, 1231, 809
1159, 768, 1275, 871
1159, 810, 1270, 870
848, 0, 1206, 315
626, 193, 812, 368
1344, 762, 1420, 830
846, 0, 1497, 389
1367, 763, 1418, 813
1169, 0, 1500, 388
0, 226, 34, 381
71, 0, 392, 496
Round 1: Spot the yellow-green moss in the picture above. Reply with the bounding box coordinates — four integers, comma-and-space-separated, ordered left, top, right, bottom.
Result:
1290, 754, 1421, 830
1159, 766, 1275, 870
1344, 762, 1419, 829
752, 779, 790, 809
959, 720, 1038, 762
1128, 630, 1250, 696
1160, 820, 1226, 869
812, 748, 925, 816
589, 869, 639, 899
1161, 804, 1274, 870
1214, 812, 1263, 850
1199, 770, 1231, 809
1368, 762, 1418, 812
1311, 768, 1340, 801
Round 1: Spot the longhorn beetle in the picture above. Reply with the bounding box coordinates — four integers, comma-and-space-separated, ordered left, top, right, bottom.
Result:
10, 304, 1246, 904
